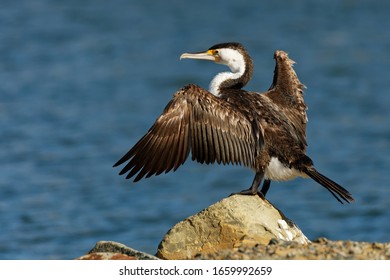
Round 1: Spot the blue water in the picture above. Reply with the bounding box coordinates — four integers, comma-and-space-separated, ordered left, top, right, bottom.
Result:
1, 0, 389, 259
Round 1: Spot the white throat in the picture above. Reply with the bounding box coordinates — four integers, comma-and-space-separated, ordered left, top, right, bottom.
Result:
208, 49, 246, 96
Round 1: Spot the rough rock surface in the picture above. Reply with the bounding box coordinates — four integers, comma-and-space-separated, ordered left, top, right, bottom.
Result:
156, 195, 309, 260
194, 238, 390, 260
76, 252, 137, 260
78, 241, 160, 260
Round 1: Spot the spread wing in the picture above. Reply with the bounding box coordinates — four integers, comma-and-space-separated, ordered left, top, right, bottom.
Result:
265, 50, 308, 149
114, 84, 259, 182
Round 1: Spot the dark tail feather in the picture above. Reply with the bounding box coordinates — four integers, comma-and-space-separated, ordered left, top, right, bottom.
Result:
304, 168, 354, 204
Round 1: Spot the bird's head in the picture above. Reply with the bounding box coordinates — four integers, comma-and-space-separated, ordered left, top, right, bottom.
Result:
180, 42, 251, 74
180, 42, 253, 95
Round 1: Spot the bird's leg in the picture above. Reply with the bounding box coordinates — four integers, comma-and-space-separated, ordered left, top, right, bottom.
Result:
231, 172, 264, 197
260, 179, 271, 197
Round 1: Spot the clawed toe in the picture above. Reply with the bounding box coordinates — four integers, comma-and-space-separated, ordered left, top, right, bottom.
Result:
229, 173, 268, 198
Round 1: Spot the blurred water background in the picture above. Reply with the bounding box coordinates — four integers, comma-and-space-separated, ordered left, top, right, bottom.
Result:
0, 0, 389, 259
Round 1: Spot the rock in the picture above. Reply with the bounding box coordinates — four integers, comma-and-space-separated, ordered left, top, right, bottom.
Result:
156, 195, 309, 260
194, 238, 390, 260
79, 241, 160, 260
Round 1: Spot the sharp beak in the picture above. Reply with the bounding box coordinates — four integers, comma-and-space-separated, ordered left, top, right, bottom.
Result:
180, 50, 218, 62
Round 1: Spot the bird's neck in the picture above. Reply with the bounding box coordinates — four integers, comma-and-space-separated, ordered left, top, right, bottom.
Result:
209, 71, 243, 96
209, 58, 253, 96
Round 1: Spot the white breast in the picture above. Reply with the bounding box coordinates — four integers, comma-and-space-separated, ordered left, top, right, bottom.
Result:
264, 157, 306, 181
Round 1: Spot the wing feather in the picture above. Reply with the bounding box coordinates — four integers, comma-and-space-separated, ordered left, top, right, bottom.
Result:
205, 120, 214, 164
217, 131, 226, 164
211, 124, 221, 164
172, 120, 185, 171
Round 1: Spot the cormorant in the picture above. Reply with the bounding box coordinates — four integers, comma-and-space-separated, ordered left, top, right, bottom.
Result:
114, 42, 354, 204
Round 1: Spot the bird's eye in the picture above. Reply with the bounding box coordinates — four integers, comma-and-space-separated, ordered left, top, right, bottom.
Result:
214, 50, 219, 55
